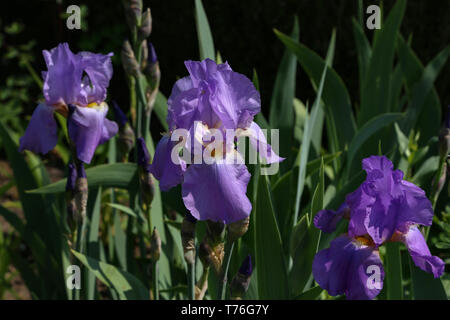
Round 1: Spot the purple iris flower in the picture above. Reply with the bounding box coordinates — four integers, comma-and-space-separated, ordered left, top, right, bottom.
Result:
312, 155, 444, 299
19, 43, 118, 164
150, 59, 283, 224
313, 235, 384, 300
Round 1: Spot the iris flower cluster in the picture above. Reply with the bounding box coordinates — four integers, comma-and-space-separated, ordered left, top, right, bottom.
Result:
19, 43, 117, 164
150, 59, 283, 224
312, 155, 444, 299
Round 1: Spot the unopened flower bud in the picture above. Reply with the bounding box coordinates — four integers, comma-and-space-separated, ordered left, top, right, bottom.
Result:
199, 237, 224, 275
140, 40, 148, 69
439, 128, 450, 159
74, 163, 88, 221
136, 137, 154, 209
138, 7, 152, 42
111, 100, 128, 128
181, 212, 197, 265
202, 221, 225, 275
207, 220, 225, 245
227, 217, 250, 242
143, 42, 160, 90
111, 101, 135, 161
230, 255, 253, 299
65, 162, 77, 231
150, 227, 161, 261
122, 0, 142, 30
434, 162, 447, 196
121, 40, 140, 78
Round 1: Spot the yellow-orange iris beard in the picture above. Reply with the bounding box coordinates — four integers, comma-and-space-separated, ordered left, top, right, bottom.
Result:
53, 101, 106, 118
354, 235, 375, 247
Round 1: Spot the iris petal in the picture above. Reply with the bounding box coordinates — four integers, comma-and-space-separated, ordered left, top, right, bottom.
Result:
149, 135, 186, 191
238, 122, 284, 164
68, 103, 110, 163
79, 51, 114, 104
209, 69, 260, 129
314, 203, 348, 233
403, 226, 444, 278
182, 162, 251, 224
42, 43, 85, 106
19, 103, 58, 155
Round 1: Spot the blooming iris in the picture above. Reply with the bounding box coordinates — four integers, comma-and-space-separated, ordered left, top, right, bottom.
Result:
19, 43, 118, 164
312, 155, 444, 299
150, 59, 283, 224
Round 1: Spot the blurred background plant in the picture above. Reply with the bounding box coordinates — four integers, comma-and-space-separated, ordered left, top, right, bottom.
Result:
0, 0, 448, 300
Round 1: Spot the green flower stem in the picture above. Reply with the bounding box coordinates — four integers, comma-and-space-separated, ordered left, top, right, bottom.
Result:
385, 242, 403, 300
218, 240, 235, 300
152, 259, 159, 300
187, 261, 195, 300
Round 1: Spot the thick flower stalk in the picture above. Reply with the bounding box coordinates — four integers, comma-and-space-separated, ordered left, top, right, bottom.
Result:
150, 59, 284, 225
19, 43, 118, 164
312, 155, 444, 300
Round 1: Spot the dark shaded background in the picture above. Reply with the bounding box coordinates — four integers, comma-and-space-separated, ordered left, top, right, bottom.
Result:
1, 0, 449, 130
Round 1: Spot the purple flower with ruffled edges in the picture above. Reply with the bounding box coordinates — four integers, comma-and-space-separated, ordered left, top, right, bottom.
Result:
312, 155, 444, 299
150, 59, 284, 224
313, 235, 385, 300
19, 43, 118, 164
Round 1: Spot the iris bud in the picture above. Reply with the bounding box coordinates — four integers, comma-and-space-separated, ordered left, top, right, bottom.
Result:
143, 42, 160, 114
181, 212, 197, 265
227, 217, 250, 242
121, 40, 140, 78
122, 0, 142, 30
439, 106, 450, 159
230, 255, 253, 299
203, 221, 226, 275
136, 137, 154, 210
439, 127, 450, 160
150, 227, 161, 262
111, 101, 135, 161
138, 7, 152, 42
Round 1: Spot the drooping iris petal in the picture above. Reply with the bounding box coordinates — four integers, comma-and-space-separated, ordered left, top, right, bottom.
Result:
209, 69, 260, 129
238, 122, 284, 164
403, 226, 444, 278
42, 43, 85, 106
314, 203, 348, 233
182, 162, 252, 224
79, 51, 114, 104
312, 235, 384, 300
100, 118, 119, 145
68, 104, 109, 164
149, 135, 186, 191
19, 103, 58, 155
397, 180, 433, 231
